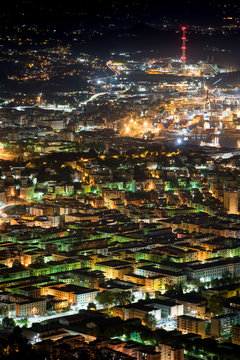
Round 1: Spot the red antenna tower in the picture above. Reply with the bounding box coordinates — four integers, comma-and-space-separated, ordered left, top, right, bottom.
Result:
181, 26, 187, 68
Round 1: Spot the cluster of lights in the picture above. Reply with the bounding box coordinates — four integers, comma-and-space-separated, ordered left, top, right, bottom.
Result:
122, 118, 153, 137
181, 27, 187, 65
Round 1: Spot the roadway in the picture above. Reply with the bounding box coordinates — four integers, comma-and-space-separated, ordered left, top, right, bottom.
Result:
26, 308, 81, 328
88, 61, 121, 84
15, 290, 147, 328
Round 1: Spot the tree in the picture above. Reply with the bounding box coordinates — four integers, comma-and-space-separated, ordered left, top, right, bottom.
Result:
114, 291, 135, 306
0, 326, 47, 359
145, 292, 150, 300
87, 302, 96, 311
164, 283, 183, 297
95, 291, 114, 309
210, 277, 222, 288
12, 259, 24, 270
123, 326, 132, 341
222, 270, 232, 281
143, 313, 157, 329
34, 256, 45, 265
206, 322, 211, 335
2, 316, 15, 328
140, 327, 156, 345
189, 279, 202, 289
46, 301, 53, 311
155, 291, 161, 299
207, 295, 225, 315
95, 290, 134, 309
101, 157, 121, 169
0, 304, 7, 317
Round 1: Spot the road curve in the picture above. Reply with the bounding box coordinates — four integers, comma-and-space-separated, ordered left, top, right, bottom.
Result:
88, 61, 120, 84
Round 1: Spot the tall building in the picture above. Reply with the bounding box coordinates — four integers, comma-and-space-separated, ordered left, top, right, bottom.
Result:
232, 325, 240, 345
181, 26, 187, 68
177, 315, 206, 338
211, 314, 238, 337
158, 343, 184, 360
224, 190, 239, 214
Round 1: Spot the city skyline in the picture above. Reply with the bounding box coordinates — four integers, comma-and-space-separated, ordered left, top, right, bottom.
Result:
0, 1, 240, 360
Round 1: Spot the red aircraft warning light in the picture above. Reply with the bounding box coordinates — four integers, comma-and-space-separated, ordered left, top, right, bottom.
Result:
181, 26, 187, 67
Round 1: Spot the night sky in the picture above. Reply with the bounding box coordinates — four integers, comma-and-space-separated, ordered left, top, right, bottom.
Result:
0, 0, 239, 26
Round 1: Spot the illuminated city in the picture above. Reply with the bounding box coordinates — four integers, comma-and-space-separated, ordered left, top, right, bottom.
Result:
0, 1, 240, 359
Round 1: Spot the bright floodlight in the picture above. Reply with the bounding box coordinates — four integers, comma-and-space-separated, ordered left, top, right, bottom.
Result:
177, 138, 182, 145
